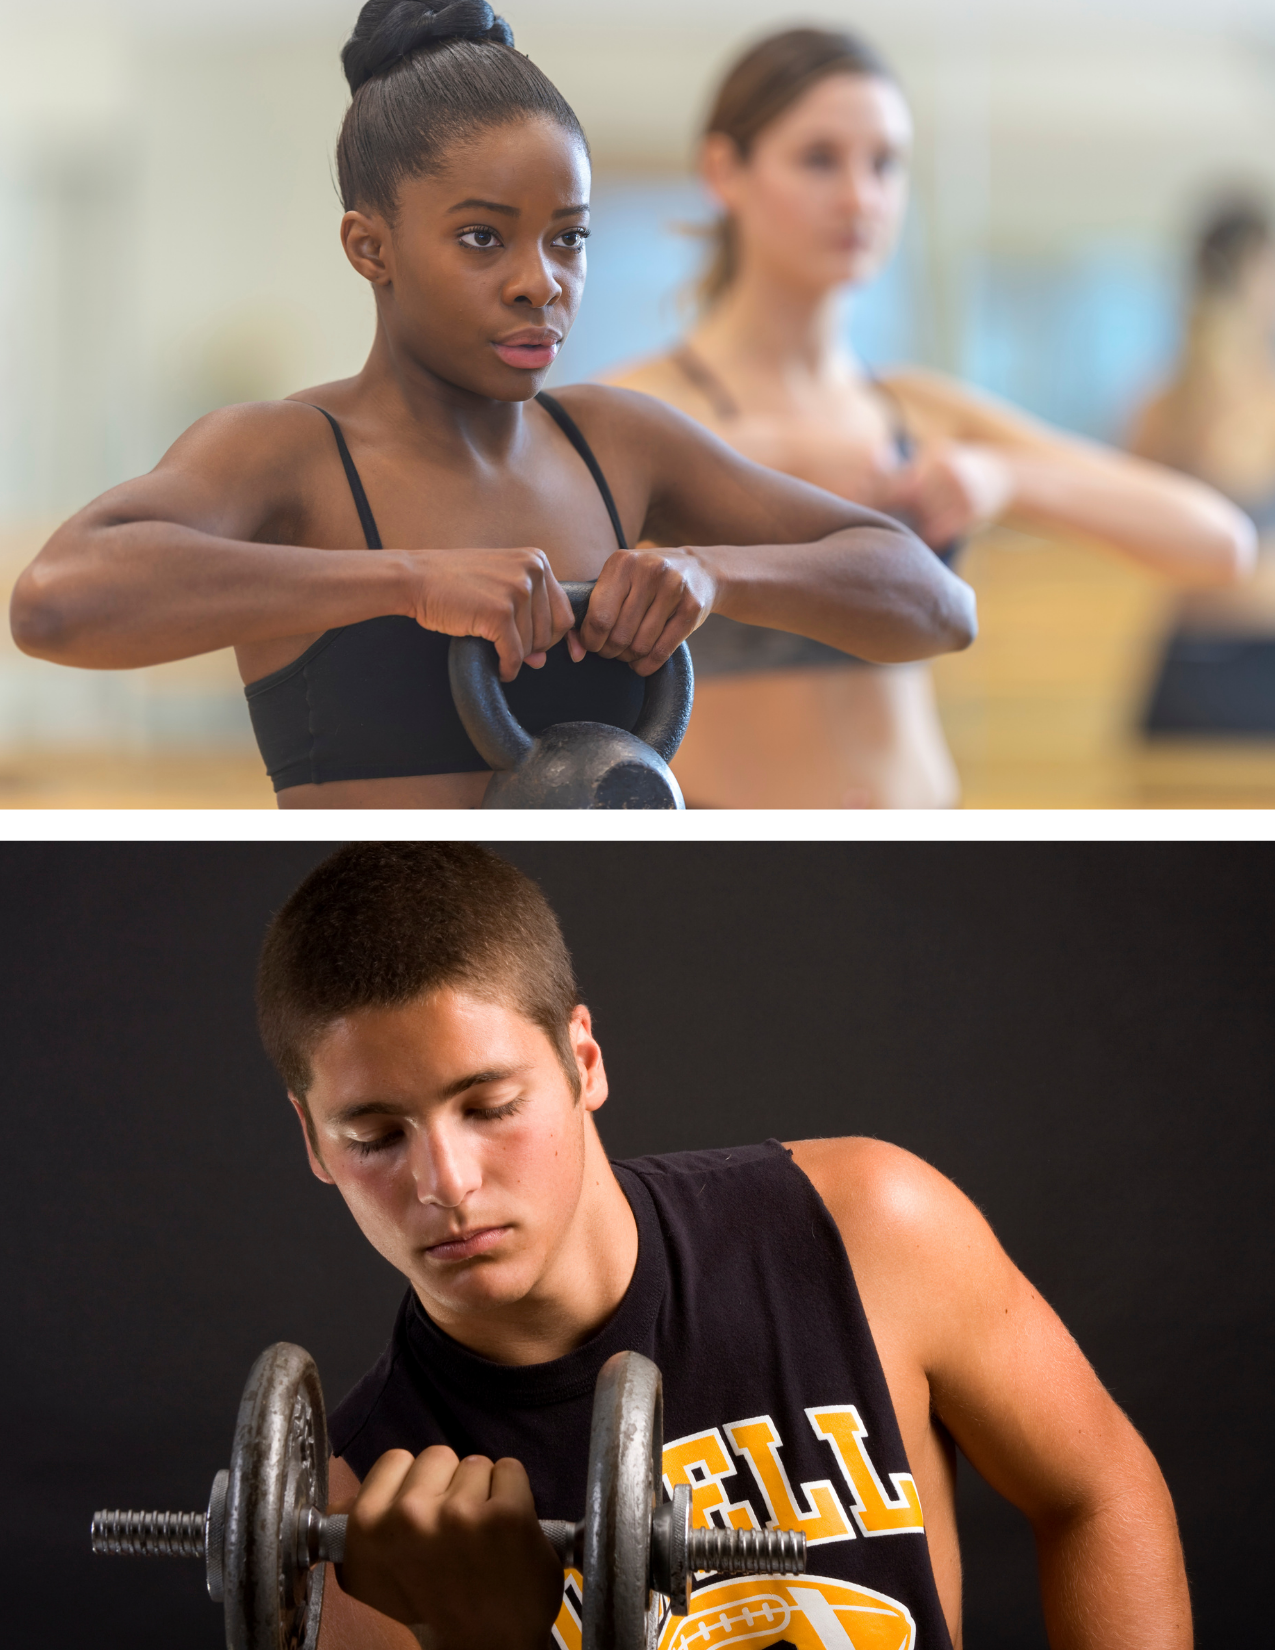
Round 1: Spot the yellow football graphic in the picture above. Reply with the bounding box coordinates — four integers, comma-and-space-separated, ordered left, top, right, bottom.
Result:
657, 1574, 916, 1650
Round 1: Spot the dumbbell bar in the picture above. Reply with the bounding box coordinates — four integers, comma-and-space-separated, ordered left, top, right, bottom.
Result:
92, 1468, 346, 1602
91, 1484, 803, 1596
92, 1343, 804, 1650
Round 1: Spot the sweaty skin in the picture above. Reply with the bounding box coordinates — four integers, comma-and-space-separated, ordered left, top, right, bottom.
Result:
291, 988, 1190, 1650
9, 116, 974, 810
609, 70, 1254, 808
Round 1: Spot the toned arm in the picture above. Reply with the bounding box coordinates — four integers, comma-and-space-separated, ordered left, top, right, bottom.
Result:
792, 1137, 1190, 1650
560, 386, 978, 665
8, 401, 575, 679
9, 402, 417, 668
887, 369, 1254, 585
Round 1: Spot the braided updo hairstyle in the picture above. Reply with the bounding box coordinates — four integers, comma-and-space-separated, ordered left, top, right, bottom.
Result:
337, 0, 587, 221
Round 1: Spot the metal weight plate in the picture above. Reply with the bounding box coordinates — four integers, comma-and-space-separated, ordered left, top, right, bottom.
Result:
223, 1343, 330, 1650
581, 1352, 665, 1650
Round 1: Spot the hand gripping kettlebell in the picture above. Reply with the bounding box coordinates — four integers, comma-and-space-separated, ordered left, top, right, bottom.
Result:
448, 582, 694, 809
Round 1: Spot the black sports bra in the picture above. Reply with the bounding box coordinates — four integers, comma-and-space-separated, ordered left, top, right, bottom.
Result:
245, 394, 643, 792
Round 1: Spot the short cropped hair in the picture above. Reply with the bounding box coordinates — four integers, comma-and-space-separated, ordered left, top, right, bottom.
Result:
257, 843, 581, 1105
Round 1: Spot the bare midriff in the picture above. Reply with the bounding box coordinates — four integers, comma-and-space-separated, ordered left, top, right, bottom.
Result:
672, 663, 959, 810
276, 771, 492, 809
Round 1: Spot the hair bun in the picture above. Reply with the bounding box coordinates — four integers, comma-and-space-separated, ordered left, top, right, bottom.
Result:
343, 0, 515, 94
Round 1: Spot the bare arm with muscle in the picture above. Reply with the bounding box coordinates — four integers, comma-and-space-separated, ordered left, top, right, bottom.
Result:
11, 384, 975, 685
9, 401, 577, 682
791, 1137, 1190, 1650
878, 369, 1254, 584
541, 386, 978, 673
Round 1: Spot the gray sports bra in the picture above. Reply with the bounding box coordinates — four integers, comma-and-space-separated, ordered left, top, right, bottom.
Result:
671, 346, 961, 678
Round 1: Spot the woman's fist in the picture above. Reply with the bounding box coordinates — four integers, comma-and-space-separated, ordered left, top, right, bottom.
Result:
880, 442, 1016, 549
578, 548, 718, 676
405, 548, 576, 682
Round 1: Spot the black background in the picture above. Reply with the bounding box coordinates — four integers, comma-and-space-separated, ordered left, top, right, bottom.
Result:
4, 842, 1271, 1648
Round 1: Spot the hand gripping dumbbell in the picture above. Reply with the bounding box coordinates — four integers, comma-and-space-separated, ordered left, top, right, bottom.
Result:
92, 1342, 805, 1650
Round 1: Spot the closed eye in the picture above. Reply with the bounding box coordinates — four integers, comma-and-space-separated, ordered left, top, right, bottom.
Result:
468, 1098, 525, 1123
351, 1130, 403, 1157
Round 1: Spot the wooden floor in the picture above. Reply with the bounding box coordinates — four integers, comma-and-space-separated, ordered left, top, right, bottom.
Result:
933, 531, 1275, 809
3, 531, 1275, 811
0, 749, 276, 809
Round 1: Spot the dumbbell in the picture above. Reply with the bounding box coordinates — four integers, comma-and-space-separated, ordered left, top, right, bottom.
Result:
92, 1343, 805, 1650
448, 581, 694, 809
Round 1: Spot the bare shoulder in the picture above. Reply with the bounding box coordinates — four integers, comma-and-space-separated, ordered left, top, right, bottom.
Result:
546, 380, 730, 457
789, 1134, 1091, 1409
787, 1135, 1012, 1341
157, 397, 335, 479
881, 365, 1001, 417
787, 1134, 978, 1245
603, 350, 695, 402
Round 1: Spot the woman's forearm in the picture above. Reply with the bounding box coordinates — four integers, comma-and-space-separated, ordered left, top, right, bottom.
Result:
701, 527, 978, 663
10, 519, 414, 669
1003, 449, 1256, 585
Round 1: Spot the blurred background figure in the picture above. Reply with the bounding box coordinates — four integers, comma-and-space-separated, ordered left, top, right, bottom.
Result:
1131, 200, 1275, 739
609, 26, 1251, 808
1132, 200, 1275, 527
6, 0, 1275, 808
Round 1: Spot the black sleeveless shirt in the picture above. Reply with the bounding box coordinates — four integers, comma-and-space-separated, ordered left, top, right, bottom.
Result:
244, 394, 644, 793
331, 1141, 952, 1650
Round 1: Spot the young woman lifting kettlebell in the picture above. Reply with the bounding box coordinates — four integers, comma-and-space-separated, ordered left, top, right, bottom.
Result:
9, 0, 974, 810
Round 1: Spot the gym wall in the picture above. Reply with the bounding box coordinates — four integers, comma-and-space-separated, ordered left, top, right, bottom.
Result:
3, 842, 1269, 1648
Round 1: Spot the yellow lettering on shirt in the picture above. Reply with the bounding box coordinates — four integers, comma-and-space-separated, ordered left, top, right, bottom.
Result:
806, 1406, 924, 1536
663, 1428, 760, 1530
724, 1415, 853, 1545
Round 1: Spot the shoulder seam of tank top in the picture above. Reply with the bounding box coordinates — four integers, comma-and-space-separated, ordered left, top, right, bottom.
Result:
535, 392, 628, 549
618, 1138, 792, 1179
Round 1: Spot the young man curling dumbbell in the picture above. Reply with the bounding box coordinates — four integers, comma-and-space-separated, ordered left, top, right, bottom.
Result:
257, 844, 1190, 1650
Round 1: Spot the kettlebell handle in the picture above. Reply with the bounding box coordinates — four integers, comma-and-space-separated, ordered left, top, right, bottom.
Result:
448, 581, 694, 774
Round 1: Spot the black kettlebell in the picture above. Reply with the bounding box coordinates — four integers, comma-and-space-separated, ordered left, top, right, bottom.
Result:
448, 582, 694, 809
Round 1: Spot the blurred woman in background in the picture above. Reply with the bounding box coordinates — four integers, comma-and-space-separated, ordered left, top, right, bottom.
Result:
612, 28, 1254, 808
1131, 201, 1275, 527
1129, 202, 1275, 732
